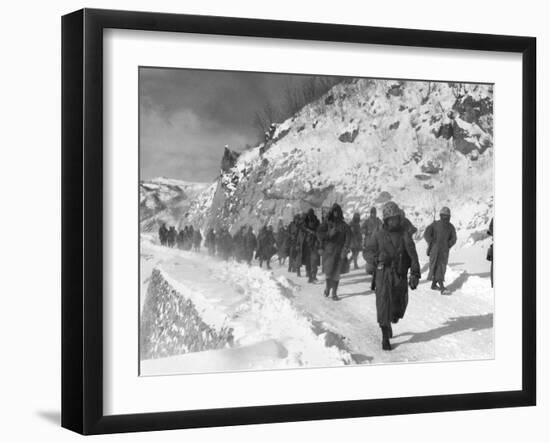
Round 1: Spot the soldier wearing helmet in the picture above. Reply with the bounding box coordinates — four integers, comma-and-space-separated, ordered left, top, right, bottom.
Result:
349, 212, 363, 270
317, 203, 351, 300
423, 206, 457, 294
364, 201, 421, 351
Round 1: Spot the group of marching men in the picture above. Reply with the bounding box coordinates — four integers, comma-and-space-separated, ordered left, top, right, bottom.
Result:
158, 224, 203, 252
157, 202, 494, 351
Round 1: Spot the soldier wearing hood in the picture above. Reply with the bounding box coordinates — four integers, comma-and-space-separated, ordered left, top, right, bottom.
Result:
317, 203, 351, 300
183, 226, 192, 250
192, 228, 202, 252
176, 228, 185, 249
158, 223, 168, 246
216, 227, 233, 261
205, 228, 216, 256
232, 226, 246, 262
275, 219, 289, 266
349, 212, 363, 270
243, 225, 257, 265
298, 209, 321, 283
257, 225, 276, 269
424, 206, 457, 294
362, 207, 383, 239
167, 226, 177, 248
365, 201, 421, 351
287, 214, 301, 273
362, 207, 383, 290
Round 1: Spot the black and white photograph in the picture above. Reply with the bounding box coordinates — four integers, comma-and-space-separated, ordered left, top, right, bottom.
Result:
139, 68, 495, 376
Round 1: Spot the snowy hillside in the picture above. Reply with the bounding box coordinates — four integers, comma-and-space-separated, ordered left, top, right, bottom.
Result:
140, 177, 210, 231
186, 79, 493, 243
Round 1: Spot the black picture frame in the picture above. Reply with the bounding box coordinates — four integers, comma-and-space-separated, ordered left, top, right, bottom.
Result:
61, 8, 536, 435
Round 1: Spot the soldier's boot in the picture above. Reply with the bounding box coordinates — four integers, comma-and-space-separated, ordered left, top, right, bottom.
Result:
439, 281, 451, 295
381, 326, 392, 351
311, 268, 318, 283
306, 265, 313, 283
332, 280, 340, 301
324, 279, 331, 297
431, 280, 438, 290
353, 255, 359, 270
297, 267, 301, 277
267, 260, 271, 270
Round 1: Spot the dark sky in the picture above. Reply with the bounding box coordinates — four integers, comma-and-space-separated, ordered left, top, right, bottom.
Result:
139, 67, 321, 182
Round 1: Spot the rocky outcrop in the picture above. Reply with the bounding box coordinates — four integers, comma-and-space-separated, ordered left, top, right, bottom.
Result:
338, 127, 359, 143
221, 147, 241, 172
184, 78, 493, 238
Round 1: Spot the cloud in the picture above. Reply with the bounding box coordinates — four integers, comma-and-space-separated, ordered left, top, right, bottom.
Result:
140, 103, 249, 182
139, 67, 322, 182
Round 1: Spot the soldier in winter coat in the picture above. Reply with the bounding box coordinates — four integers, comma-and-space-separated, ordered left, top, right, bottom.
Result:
424, 207, 457, 294
287, 214, 301, 273
205, 228, 216, 256
186, 225, 195, 251
243, 226, 257, 265
362, 207, 383, 290
299, 209, 321, 283
176, 229, 185, 249
257, 225, 276, 269
183, 226, 193, 250
167, 226, 177, 248
192, 229, 202, 252
362, 207, 383, 240
349, 212, 363, 270
317, 203, 351, 300
365, 201, 421, 351
216, 228, 233, 261
275, 219, 289, 266
158, 223, 168, 246
293, 214, 307, 277
232, 226, 246, 262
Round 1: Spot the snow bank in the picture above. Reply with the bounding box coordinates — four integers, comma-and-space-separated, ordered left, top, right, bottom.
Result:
140, 237, 352, 374
215, 262, 352, 368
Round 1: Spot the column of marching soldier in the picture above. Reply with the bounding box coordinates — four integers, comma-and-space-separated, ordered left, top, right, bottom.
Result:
157, 202, 493, 351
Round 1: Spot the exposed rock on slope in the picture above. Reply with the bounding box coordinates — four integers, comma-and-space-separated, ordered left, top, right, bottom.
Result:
187, 79, 493, 241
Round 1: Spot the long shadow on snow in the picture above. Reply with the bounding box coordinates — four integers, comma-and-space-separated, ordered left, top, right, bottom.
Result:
338, 289, 374, 299
340, 276, 371, 287
338, 271, 366, 280
446, 271, 492, 293
392, 313, 493, 349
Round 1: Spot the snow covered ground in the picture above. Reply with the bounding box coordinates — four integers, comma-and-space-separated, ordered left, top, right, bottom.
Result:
140, 234, 494, 376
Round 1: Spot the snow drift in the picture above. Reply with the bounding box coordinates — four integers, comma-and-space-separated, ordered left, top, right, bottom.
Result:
140, 238, 352, 374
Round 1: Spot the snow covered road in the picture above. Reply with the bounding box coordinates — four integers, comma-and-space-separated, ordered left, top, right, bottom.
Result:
140, 235, 493, 375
